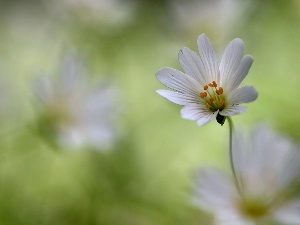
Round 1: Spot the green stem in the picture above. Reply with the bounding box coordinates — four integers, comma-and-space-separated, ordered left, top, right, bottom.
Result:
227, 117, 243, 197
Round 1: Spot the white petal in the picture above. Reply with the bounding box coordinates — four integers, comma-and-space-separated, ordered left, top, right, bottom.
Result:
219, 38, 244, 90
156, 89, 202, 106
34, 77, 54, 103
59, 55, 84, 93
180, 104, 216, 126
275, 200, 300, 225
215, 217, 254, 225
278, 150, 300, 187
228, 86, 258, 104
227, 55, 253, 92
197, 34, 219, 82
249, 126, 300, 192
178, 47, 208, 85
156, 67, 201, 96
180, 104, 206, 120
196, 111, 218, 126
194, 168, 237, 211
231, 126, 300, 197
220, 105, 246, 116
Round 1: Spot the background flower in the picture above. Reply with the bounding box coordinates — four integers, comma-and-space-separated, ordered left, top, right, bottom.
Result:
34, 55, 118, 150
194, 125, 300, 225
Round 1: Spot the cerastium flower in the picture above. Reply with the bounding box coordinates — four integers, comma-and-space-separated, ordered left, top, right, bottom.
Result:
156, 34, 258, 126
194, 126, 300, 225
34, 55, 118, 150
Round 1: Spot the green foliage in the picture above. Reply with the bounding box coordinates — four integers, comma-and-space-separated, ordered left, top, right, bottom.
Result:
0, 0, 299, 224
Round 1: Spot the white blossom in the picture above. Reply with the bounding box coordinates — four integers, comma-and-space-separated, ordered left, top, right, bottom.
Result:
194, 126, 300, 225
156, 34, 258, 126
34, 56, 118, 150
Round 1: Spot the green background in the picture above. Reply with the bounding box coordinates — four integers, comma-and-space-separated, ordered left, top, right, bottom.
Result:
0, 0, 299, 224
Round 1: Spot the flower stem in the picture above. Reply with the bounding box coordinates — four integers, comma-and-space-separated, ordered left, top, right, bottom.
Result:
227, 117, 243, 197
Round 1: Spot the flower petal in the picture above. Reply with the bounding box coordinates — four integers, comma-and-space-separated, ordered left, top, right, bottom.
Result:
275, 200, 300, 225
247, 126, 300, 194
156, 89, 202, 106
156, 67, 201, 96
193, 168, 237, 211
219, 38, 244, 90
178, 47, 208, 85
34, 77, 54, 103
215, 216, 253, 225
180, 104, 206, 120
220, 105, 246, 116
59, 55, 84, 93
196, 112, 218, 126
197, 34, 219, 82
180, 104, 216, 126
232, 126, 300, 197
227, 55, 253, 92
228, 86, 258, 104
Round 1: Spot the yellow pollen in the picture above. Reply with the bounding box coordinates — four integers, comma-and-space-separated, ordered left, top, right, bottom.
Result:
204, 85, 208, 90
209, 97, 215, 102
219, 99, 224, 106
200, 92, 207, 98
205, 103, 211, 109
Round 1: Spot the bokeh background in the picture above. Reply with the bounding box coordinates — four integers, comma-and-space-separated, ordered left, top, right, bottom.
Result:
0, 0, 300, 224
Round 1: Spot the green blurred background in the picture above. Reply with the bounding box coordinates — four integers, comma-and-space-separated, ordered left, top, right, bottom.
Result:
0, 0, 299, 224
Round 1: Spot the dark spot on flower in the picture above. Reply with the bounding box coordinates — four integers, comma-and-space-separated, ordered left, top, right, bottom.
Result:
216, 113, 226, 126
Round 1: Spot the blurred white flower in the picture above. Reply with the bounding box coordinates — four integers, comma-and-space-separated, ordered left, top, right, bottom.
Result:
170, 0, 238, 35
156, 34, 258, 126
194, 126, 300, 225
34, 56, 118, 150
48, 0, 136, 26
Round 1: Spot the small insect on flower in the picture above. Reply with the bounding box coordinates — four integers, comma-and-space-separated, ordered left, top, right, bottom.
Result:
194, 126, 300, 225
155, 34, 258, 126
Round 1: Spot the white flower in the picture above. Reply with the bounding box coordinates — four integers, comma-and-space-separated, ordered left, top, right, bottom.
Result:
48, 0, 135, 26
34, 55, 118, 150
156, 34, 258, 126
194, 126, 300, 225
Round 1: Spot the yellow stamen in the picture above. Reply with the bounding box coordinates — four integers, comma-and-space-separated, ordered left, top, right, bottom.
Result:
219, 99, 224, 106
199, 81, 225, 112
208, 81, 217, 87
200, 92, 207, 98
218, 87, 223, 95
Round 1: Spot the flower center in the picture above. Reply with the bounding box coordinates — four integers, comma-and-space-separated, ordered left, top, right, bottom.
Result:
43, 100, 76, 130
199, 81, 226, 112
238, 198, 270, 221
